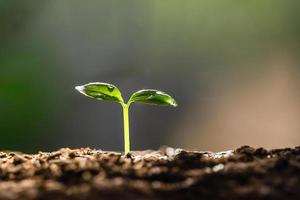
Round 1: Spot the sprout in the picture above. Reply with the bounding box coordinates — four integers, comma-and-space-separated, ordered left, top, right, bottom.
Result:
75, 82, 177, 153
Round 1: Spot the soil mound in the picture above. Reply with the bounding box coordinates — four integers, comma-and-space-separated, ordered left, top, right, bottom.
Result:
0, 146, 299, 200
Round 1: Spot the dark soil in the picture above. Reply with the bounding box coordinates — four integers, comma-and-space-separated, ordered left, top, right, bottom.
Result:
0, 146, 299, 200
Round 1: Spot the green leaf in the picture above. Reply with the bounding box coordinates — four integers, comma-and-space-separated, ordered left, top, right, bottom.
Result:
129, 89, 177, 107
75, 82, 124, 103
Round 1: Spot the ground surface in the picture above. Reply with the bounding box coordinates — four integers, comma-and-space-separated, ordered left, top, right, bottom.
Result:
0, 146, 299, 200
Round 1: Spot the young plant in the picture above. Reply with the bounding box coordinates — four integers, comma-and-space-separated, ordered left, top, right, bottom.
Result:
75, 82, 177, 153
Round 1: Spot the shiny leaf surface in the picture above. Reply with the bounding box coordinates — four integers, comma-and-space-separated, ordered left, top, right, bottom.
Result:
75, 82, 124, 103
129, 89, 177, 107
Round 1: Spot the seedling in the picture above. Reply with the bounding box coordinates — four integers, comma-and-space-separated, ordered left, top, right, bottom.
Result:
75, 82, 177, 153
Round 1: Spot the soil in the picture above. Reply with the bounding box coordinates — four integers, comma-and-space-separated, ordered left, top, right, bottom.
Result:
0, 146, 299, 200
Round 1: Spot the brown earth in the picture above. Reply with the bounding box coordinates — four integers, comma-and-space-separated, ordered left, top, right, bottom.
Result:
0, 146, 299, 200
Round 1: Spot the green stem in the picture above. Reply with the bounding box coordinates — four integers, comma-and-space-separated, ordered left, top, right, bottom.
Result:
122, 104, 130, 153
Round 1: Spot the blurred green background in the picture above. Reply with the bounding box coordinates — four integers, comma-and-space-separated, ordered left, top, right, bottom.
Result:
0, 1, 299, 153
